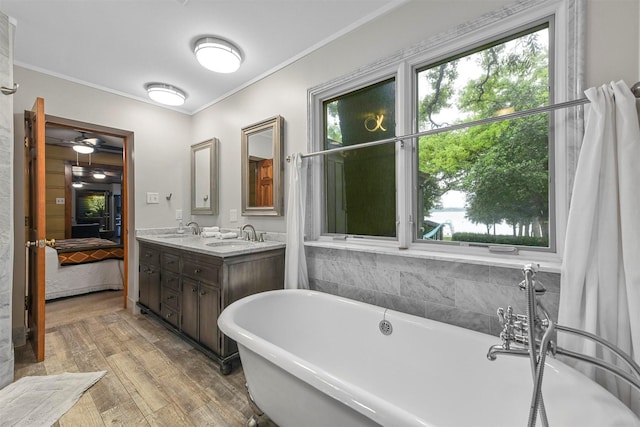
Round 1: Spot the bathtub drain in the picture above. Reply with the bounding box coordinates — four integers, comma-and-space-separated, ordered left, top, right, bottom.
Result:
379, 309, 393, 335
379, 320, 393, 335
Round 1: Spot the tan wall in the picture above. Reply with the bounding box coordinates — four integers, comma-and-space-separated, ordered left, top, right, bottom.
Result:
44, 144, 123, 240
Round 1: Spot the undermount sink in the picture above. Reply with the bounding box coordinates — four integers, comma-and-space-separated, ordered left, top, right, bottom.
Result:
157, 234, 198, 239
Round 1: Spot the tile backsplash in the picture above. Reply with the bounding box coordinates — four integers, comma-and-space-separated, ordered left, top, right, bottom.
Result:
305, 245, 560, 336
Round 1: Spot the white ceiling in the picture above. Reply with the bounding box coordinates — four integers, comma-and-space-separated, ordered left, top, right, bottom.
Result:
1, 0, 402, 114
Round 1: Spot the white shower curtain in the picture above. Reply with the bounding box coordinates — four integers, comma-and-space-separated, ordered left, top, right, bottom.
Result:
558, 80, 640, 415
284, 152, 309, 289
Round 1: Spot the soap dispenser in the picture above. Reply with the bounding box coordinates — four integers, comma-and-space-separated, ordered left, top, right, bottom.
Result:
176, 221, 185, 234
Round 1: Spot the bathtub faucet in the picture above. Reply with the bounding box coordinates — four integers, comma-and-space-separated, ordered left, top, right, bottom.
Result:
487, 263, 640, 427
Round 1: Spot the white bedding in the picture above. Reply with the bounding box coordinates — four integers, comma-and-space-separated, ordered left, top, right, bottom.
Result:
45, 246, 124, 300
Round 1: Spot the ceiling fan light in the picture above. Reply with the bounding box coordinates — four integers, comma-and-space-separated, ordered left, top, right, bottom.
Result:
73, 144, 94, 154
146, 83, 186, 106
72, 181, 83, 188
194, 37, 242, 73
93, 171, 106, 179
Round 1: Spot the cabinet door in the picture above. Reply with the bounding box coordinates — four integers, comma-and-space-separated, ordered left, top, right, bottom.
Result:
139, 244, 160, 312
138, 264, 150, 307
148, 269, 161, 314
139, 264, 159, 312
181, 277, 199, 340
198, 283, 220, 352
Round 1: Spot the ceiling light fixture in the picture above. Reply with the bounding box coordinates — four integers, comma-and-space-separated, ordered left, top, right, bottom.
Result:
146, 83, 186, 106
194, 37, 242, 73
93, 171, 106, 179
72, 181, 83, 188
73, 144, 95, 154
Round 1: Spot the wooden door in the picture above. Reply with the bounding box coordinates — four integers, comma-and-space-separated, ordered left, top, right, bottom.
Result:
25, 98, 47, 361
255, 158, 273, 206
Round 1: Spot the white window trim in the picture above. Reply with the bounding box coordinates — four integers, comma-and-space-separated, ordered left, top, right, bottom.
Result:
307, 0, 584, 270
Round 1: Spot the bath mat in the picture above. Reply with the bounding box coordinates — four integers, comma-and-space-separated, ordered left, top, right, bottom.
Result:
0, 370, 107, 427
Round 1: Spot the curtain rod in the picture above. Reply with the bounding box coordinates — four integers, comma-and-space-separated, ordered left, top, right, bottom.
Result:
287, 81, 640, 163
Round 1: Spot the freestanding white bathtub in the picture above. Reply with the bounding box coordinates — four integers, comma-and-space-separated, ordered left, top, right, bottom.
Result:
218, 289, 640, 427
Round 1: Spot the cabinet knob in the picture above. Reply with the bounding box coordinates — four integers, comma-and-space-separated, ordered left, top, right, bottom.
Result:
167, 295, 175, 300
145, 253, 152, 258
194, 268, 201, 274
166, 313, 173, 318
192, 287, 198, 292
200, 291, 207, 296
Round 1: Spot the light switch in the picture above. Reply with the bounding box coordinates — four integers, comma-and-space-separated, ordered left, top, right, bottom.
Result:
146, 192, 160, 204
230, 209, 238, 222
175, 209, 182, 220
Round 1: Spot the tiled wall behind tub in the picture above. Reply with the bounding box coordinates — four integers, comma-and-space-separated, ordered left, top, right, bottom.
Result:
305, 246, 561, 336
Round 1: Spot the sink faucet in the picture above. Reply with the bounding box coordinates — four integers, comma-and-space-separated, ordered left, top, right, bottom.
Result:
185, 221, 200, 235
241, 224, 257, 242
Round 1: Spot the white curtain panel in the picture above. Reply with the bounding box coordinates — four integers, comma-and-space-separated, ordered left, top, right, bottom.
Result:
558, 80, 640, 415
284, 153, 309, 289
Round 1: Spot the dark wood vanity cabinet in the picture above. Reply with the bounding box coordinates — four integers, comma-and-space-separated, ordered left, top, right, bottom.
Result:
137, 240, 284, 373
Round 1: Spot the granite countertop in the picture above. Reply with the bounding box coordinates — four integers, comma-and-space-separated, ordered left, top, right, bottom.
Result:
136, 233, 286, 258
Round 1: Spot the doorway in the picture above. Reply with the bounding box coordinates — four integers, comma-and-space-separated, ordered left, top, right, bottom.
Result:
39, 116, 132, 313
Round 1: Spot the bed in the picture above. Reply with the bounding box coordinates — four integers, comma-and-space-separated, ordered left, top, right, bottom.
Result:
46, 238, 124, 300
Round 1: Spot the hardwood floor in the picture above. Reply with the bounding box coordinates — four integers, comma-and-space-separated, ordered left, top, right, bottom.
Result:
13, 290, 261, 426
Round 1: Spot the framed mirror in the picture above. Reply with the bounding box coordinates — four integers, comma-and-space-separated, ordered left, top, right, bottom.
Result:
241, 115, 284, 216
191, 138, 219, 215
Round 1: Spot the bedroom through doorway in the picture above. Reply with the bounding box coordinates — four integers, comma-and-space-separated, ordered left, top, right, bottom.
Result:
41, 118, 130, 315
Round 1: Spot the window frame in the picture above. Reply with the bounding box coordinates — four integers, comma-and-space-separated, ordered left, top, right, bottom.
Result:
307, 0, 583, 266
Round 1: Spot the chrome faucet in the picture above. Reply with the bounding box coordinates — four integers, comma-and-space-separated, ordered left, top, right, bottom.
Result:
185, 221, 200, 235
487, 263, 640, 427
241, 223, 257, 242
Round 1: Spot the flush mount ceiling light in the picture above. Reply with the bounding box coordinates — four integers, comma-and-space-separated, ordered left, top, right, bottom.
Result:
146, 83, 186, 106
194, 37, 242, 73
73, 144, 94, 154
93, 171, 106, 179
72, 181, 83, 188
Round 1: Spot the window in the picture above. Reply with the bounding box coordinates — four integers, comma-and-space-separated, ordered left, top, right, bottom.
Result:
310, 0, 581, 259
323, 79, 396, 237
416, 24, 551, 249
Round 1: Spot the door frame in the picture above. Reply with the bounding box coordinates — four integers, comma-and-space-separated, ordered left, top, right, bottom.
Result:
44, 115, 134, 310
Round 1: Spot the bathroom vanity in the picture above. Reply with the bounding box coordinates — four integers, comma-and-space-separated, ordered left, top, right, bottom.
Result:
136, 233, 285, 373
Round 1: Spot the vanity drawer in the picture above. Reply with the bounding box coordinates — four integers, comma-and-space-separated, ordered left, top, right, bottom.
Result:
162, 252, 180, 273
162, 287, 180, 311
161, 305, 179, 328
182, 258, 220, 286
140, 245, 160, 267
162, 271, 181, 291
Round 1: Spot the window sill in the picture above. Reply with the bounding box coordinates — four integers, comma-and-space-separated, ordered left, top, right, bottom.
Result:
305, 237, 562, 273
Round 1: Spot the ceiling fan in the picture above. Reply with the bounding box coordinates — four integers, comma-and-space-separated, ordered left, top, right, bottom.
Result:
71, 131, 103, 154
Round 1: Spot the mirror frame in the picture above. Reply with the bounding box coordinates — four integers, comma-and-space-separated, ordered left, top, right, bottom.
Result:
191, 138, 219, 215
241, 115, 284, 216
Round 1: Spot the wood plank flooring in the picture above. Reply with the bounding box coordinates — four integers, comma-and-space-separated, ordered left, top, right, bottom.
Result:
13, 290, 264, 426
